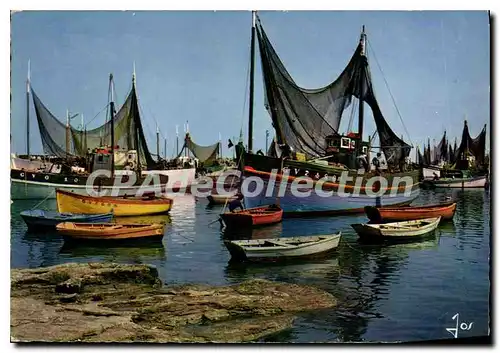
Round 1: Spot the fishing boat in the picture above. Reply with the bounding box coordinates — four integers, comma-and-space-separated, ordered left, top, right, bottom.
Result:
237, 13, 420, 215
20, 209, 113, 231
419, 122, 488, 188
56, 189, 173, 217
423, 174, 487, 189
225, 233, 342, 262
56, 222, 165, 243
351, 217, 441, 241
207, 193, 238, 205
12, 70, 195, 200
220, 205, 283, 228
364, 201, 456, 223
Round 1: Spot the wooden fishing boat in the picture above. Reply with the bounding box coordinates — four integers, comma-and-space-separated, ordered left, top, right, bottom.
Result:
207, 193, 237, 205
56, 189, 173, 217
225, 233, 342, 262
20, 209, 113, 231
56, 222, 165, 242
351, 217, 441, 241
364, 202, 456, 223
220, 205, 283, 228
423, 175, 487, 189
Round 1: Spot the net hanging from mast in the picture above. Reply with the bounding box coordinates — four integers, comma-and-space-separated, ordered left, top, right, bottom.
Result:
31, 83, 157, 169
255, 17, 411, 163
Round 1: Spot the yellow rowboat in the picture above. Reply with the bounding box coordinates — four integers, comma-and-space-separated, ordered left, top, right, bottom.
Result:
56, 189, 173, 217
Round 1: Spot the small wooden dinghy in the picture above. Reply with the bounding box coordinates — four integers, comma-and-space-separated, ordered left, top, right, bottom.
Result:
56, 222, 165, 242
56, 189, 173, 217
226, 233, 341, 261
351, 217, 441, 241
20, 209, 113, 231
220, 205, 283, 228
364, 202, 456, 223
207, 194, 237, 205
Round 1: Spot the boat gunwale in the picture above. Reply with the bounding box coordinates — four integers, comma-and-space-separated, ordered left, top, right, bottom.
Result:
56, 189, 173, 205
231, 233, 341, 251
243, 166, 420, 193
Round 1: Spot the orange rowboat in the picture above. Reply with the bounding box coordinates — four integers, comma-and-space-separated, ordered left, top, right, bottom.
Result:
364, 201, 457, 223
56, 222, 165, 243
220, 205, 283, 228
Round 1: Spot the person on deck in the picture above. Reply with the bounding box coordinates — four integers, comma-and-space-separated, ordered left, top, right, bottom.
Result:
228, 194, 245, 213
372, 153, 382, 175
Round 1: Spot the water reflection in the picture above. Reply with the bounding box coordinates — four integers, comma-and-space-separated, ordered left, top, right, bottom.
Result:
221, 222, 283, 241
59, 241, 167, 263
10, 188, 490, 342
114, 214, 172, 225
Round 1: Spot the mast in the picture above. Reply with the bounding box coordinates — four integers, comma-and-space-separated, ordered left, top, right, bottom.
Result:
26, 60, 30, 157
219, 132, 222, 158
265, 129, 269, 154
247, 10, 256, 153
65, 109, 70, 155
176, 125, 179, 156
109, 73, 115, 176
81, 114, 85, 154
358, 25, 366, 155
132, 68, 142, 174
156, 124, 160, 161
164, 138, 167, 159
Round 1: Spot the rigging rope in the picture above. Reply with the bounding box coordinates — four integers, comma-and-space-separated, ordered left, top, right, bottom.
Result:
85, 102, 111, 127
346, 96, 358, 133
367, 39, 413, 148
240, 40, 252, 139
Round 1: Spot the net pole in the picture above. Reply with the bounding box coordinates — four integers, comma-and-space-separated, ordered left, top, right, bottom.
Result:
26, 60, 30, 158
247, 10, 256, 153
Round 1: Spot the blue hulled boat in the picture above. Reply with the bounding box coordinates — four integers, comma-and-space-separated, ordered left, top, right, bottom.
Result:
20, 209, 114, 231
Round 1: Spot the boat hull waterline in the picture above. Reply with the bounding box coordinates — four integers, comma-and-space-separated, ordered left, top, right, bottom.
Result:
364, 202, 456, 223
351, 217, 441, 241
56, 189, 173, 217
242, 168, 420, 216
226, 234, 342, 262
56, 222, 165, 242
20, 210, 114, 231
424, 176, 487, 188
10, 167, 196, 200
220, 205, 283, 228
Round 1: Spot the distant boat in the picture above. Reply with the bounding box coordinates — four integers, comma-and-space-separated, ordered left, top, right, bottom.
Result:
220, 205, 283, 228
364, 202, 456, 223
20, 209, 113, 231
351, 217, 441, 241
56, 222, 165, 243
56, 189, 173, 217
207, 193, 237, 205
225, 233, 341, 262
423, 175, 487, 189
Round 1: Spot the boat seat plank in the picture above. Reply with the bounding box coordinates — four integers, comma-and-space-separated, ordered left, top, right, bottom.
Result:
263, 240, 293, 247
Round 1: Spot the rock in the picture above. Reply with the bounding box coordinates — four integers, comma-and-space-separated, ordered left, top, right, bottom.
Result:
59, 293, 78, 303
55, 278, 83, 294
11, 263, 337, 343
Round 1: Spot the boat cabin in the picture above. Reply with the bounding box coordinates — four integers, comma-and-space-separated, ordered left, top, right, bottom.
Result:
324, 133, 370, 169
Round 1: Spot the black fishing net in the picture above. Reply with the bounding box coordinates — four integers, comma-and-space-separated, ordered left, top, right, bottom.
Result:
456, 121, 486, 166
256, 18, 411, 163
178, 133, 220, 163
31, 85, 157, 169
434, 131, 448, 163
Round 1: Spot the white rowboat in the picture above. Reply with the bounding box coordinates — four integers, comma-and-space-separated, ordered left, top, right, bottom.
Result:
351, 217, 441, 240
225, 233, 341, 261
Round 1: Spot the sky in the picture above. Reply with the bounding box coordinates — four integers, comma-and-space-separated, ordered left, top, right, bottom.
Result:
10, 10, 490, 159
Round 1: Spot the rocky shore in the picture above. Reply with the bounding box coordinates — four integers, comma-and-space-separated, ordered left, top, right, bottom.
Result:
11, 263, 337, 343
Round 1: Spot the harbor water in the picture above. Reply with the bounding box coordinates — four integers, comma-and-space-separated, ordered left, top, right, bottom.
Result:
10, 189, 490, 342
